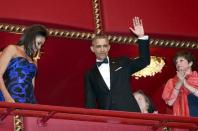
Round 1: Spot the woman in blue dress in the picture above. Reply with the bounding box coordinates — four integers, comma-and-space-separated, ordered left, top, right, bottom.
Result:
0, 25, 48, 103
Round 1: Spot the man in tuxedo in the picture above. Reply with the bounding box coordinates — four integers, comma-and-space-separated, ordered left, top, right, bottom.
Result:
84, 17, 150, 112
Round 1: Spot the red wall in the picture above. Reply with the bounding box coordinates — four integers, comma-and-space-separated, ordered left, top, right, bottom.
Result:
101, 0, 198, 39
0, 0, 198, 114
1, 0, 198, 38
0, 0, 94, 30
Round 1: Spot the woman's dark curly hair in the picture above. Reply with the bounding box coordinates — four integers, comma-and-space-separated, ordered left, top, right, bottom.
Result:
18, 24, 48, 59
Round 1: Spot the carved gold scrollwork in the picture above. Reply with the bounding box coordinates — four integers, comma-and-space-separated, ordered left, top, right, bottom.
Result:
132, 56, 165, 79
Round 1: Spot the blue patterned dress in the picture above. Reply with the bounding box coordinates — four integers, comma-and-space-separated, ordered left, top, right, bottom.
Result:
0, 57, 37, 103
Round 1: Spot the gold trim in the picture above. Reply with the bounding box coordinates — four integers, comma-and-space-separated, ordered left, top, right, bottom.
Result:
92, 0, 103, 34
107, 35, 138, 44
107, 35, 198, 49
48, 28, 95, 40
0, 23, 25, 34
149, 38, 198, 49
14, 115, 24, 131
0, 23, 95, 40
1, 23, 198, 49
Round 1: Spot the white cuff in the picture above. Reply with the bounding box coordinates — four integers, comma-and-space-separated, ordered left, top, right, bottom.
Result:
138, 35, 149, 40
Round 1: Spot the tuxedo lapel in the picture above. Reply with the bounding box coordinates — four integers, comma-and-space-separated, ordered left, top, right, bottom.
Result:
109, 58, 124, 90
109, 58, 118, 89
93, 65, 110, 91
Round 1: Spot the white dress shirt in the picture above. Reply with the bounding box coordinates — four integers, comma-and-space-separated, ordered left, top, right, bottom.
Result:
97, 57, 110, 89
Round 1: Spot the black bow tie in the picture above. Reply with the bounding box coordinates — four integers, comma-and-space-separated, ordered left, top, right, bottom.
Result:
96, 58, 108, 67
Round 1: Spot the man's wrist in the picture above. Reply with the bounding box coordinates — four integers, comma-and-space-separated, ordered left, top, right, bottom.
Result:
138, 35, 149, 40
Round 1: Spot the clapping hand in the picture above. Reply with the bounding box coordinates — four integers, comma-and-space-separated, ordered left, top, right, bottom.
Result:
177, 70, 186, 82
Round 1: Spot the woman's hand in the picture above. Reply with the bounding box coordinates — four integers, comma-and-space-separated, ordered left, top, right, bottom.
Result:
177, 70, 186, 82
5, 95, 15, 103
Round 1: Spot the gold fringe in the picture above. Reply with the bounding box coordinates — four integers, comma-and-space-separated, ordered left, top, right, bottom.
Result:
132, 56, 165, 79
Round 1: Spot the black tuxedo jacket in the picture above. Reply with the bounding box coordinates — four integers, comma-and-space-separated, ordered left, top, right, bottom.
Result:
84, 39, 150, 112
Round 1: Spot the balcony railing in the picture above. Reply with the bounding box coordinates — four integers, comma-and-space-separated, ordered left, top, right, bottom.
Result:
0, 102, 198, 131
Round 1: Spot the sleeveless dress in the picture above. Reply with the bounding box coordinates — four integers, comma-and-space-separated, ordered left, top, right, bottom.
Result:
0, 57, 37, 103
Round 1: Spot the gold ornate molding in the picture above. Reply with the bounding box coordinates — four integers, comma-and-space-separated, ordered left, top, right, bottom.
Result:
149, 38, 198, 49
48, 28, 95, 40
92, 0, 103, 34
0, 23, 25, 34
107, 35, 138, 44
14, 115, 23, 131
1, 23, 198, 49
0, 23, 95, 40
106, 35, 198, 49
